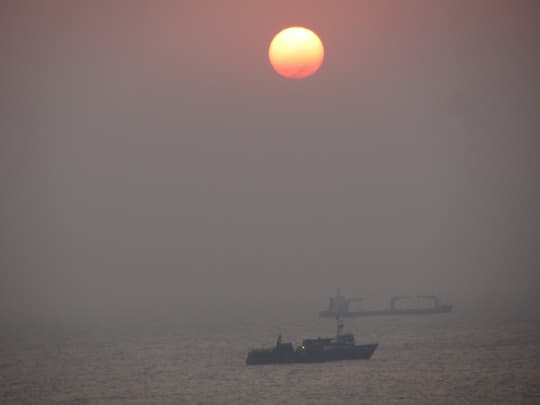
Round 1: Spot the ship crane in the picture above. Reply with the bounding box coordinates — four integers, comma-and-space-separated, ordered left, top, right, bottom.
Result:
416, 295, 440, 308
390, 296, 410, 310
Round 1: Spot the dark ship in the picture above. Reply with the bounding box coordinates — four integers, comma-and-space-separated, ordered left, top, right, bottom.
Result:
246, 318, 377, 365
319, 289, 452, 318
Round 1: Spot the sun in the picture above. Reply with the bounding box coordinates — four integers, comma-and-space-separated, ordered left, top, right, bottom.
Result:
268, 26, 324, 79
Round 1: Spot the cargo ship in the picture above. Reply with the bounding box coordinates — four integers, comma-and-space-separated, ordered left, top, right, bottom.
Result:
246, 318, 377, 365
319, 289, 452, 318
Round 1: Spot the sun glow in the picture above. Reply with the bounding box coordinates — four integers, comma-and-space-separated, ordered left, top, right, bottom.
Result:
268, 26, 324, 79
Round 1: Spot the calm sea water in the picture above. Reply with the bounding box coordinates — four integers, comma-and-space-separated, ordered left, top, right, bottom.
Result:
2, 312, 540, 404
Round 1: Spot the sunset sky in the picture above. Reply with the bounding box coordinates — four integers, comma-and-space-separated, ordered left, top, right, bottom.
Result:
2, 1, 540, 324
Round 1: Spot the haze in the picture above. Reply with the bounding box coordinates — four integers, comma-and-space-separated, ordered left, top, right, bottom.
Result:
2, 1, 539, 328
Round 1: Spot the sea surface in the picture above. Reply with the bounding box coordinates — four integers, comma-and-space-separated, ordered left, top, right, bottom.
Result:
2, 311, 540, 404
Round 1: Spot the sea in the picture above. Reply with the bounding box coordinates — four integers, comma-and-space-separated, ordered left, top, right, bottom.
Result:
2, 311, 540, 404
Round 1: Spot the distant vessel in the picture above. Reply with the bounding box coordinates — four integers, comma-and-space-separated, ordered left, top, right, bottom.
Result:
246, 318, 378, 365
319, 289, 452, 318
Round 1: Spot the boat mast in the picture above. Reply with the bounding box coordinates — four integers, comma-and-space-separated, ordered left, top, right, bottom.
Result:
336, 314, 344, 339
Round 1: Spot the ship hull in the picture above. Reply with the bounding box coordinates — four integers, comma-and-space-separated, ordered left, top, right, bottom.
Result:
296, 343, 378, 363
320, 305, 452, 318
246, 344, 377, 365
246, 350, 297, 365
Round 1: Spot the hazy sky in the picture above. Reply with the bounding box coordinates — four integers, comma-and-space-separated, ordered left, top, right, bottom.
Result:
2, 1, 540, 325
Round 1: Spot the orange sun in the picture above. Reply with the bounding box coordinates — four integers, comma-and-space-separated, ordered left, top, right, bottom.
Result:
268, 26, 324, 79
